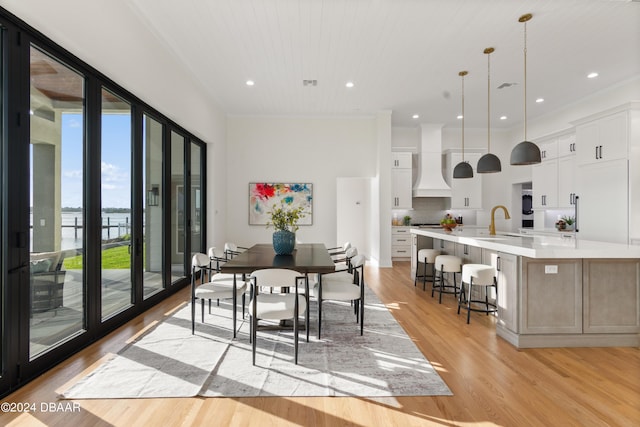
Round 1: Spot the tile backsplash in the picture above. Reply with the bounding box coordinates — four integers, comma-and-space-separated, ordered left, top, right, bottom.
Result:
392, 197, 478, 225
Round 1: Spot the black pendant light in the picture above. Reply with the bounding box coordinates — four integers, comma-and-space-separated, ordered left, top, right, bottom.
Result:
453, 70, 473, 179
477, 47, 501, 173
510, 13, 542, 165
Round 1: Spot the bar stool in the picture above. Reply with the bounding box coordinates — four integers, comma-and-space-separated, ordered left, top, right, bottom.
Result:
432, 255, 462, 304
414, 249, 441, 291
457, 264, 498, 324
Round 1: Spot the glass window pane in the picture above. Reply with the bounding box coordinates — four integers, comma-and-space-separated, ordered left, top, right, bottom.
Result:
100, 89, 132, 319
190, 142, 202, 255
171, 131, 185, 282
29, 46, 85, 358
143, 114, 163, 298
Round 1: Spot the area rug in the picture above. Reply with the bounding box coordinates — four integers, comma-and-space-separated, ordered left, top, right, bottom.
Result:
60, 286, 451, 398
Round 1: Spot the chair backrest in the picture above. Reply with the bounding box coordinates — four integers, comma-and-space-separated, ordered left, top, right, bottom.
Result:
350, 254, 366, 284
250, 269, 303, 292
224, 242, 237, 252
208, 247, 225, 259
343, 242, 352, 251
345, 247, 358, 258
191, 253, 210, 272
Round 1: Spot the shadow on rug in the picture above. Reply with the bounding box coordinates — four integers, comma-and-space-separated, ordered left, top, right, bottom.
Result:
61, 286, 452, 398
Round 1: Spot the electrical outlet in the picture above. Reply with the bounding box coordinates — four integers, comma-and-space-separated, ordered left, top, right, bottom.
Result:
545, 265, 558, 274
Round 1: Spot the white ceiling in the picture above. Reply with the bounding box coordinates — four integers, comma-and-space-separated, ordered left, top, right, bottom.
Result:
6, 0, 640, 129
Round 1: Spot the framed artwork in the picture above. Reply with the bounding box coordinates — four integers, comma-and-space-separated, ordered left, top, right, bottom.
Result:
249, 183, 313, 226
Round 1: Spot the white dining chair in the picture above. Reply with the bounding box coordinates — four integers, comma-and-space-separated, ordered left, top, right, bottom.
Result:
249, 269, 308, 365
313, 254, 366, 337
191, 253, 247, 338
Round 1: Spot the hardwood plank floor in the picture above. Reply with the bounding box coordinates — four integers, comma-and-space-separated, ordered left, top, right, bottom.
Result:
1, 261, 638, 426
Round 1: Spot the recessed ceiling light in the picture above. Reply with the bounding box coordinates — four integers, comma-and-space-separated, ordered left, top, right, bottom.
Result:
246, 80, 255, 86
500, 116, 507, 120
535, 98, 544, 103
412, 114, 420, 119
587, 72, 599, 79
345, 81, 355, 88
456, 115, 463, 120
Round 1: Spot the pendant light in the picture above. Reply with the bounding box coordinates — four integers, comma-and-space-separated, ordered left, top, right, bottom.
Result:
453, 71, 473, 179
510, 13, 542, 165
477, 47, 501, 173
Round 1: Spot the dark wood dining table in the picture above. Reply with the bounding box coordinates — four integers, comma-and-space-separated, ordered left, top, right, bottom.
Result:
221, 243, 337, 339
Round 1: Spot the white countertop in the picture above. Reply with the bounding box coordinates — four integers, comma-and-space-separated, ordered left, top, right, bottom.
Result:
410, 227, 640, 259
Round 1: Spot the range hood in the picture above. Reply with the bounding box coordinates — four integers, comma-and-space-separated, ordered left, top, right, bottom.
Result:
412, 123, 452, 197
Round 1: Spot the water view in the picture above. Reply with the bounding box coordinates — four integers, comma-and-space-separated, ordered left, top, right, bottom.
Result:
30, 211, 134, 251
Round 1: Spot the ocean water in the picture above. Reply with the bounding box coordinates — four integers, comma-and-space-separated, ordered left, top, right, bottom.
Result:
30, 212, 133, 251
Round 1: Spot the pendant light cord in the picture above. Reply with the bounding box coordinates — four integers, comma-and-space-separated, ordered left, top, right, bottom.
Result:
486, 49, 492, 153
461, 72, 465, 160
523, 20, 528, 141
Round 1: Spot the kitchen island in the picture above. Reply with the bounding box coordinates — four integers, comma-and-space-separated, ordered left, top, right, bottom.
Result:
410, 227, 640, 348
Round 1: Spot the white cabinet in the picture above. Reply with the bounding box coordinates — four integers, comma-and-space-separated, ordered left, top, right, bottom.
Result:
446, 152, 482, 209
392, 226, 411, 259
538, 139, 558, 161
392, 152, 412, 169
558, 155, 577, 208
391, 152, 412, 209
576, 158, 628, 244
574, 109, 631, 244
532, 133, 576, 209
392, 169, 412, 209
576, 111, 627, 165
532, 160, 558, 209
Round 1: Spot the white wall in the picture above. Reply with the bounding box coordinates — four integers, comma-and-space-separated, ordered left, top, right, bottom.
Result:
225, 116, 379, 257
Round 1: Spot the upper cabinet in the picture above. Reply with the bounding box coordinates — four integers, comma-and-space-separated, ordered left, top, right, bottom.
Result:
446, 152, 482, 209
531, 133, 576, 209
576, 111, 628, 166
391, 152, 412, 209
392, 152, 413, 169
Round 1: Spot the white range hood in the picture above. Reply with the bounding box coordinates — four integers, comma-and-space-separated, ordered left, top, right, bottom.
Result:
412, 123, 451, 197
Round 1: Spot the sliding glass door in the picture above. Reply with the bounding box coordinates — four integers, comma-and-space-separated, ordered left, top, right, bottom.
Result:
29, 46, 86, 358
143, 114, 164, 298
171, 131, 186, 282
100, 89, 133, 319
0, 12, 206, 395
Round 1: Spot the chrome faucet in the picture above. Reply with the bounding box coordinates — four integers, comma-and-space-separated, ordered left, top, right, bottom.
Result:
489, 205, 511, 235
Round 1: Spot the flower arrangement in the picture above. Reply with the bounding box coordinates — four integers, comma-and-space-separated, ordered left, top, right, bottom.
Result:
266, 200, 306, 233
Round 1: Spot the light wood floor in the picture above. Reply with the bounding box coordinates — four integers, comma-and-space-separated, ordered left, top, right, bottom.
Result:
2, 261, 639, 426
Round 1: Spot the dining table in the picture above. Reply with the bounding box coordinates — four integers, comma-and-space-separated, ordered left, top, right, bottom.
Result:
220, 243, 337, 339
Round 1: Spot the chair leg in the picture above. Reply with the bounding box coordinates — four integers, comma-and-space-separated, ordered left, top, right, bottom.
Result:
457, 281, 465, 315
431, 269, 437, 298
467, 279, 472, 324
201, 299, 205, 322
252, 315, 257, 365
191, 297, 196, 334
423, 261, 428, 291
438, 269, 445, 304
294, 310, 299, 365
209, 299, 212, 314
360, 297, 364, 336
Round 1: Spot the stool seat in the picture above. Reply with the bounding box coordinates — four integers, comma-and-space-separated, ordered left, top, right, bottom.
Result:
414, 249, 441, 291
432, 255, 462, 303
434, 255, 462, 273
462, 264, 495, 285
458, 264, 498, 323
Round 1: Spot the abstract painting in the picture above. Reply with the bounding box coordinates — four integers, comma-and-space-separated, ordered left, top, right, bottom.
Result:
249, 183, 313, 225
